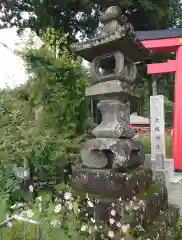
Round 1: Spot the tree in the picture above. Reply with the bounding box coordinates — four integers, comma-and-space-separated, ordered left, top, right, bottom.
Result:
0, 0, 181, 45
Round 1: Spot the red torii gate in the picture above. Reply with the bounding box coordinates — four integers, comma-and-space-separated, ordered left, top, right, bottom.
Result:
136, 28, 182, 171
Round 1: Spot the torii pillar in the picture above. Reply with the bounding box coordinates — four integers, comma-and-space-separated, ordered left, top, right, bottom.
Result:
136, 29, 182, 171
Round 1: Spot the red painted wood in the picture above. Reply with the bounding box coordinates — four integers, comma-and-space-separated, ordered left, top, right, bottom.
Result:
147, 60, 176, 74
141, 37, 182, 52
142, 35, 182, 170
173, 46, 182, 170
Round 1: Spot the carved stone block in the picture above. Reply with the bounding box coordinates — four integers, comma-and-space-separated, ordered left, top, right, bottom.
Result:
90, 51, 137, 83
80, 138, 144, 169
93, 185, 168, 227
92, 100, 134, 138
72, 167, 152, 199
86, 80, 133, 99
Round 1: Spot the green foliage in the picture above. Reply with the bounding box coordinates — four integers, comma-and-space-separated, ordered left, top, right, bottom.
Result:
136, 135, 172, 158
0, 188, 81, 240
177, 216, 182, 239
0, 166, 22, 203
136, 135, 151, 154
0, 30, 89, 187
0, 0, 181, 43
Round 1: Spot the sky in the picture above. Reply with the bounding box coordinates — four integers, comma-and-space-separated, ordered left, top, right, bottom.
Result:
0, 27, 87, 90
0, 27, 41, 89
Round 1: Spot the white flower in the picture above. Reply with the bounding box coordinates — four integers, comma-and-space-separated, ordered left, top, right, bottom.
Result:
110, 209, 116, 216
29, 185, 34, 192
36, 196, 42, 202
133, 196, 137, 201
116, 221, 122, 228
38, 203, 42, 213
88, 228, 92, 234
7, 222, 12, 228
108, 230, 114, 238
64, 192, 72, 200
26, 209, 34, 218
90, 218, 95, 223
81, 224, 88, 231
121, 224, 130, 233
50, 220, 61, 228
94, 225, 97, 230
87, 200, 94, 208
109, 218, 115, 225
54, 204, 62, 213
10, 202, 25, 209
67, 202, 73, 210
101, 234, 104, 239
125, 205, 130, 211
20, 211, 27, 217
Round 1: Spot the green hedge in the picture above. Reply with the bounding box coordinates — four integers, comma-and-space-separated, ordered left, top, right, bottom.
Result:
136, 135, 172, 158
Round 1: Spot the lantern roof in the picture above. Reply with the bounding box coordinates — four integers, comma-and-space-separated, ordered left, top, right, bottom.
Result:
70, 6, 149, 62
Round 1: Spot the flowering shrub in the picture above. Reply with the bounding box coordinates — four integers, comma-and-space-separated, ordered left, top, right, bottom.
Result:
0, 184, 141, 240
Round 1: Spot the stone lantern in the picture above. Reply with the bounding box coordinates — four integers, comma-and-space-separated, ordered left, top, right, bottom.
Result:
71, 6, 147, 170
70, 6, 179, 239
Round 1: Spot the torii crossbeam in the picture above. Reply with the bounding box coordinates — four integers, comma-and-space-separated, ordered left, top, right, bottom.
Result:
136, 28, 182, 171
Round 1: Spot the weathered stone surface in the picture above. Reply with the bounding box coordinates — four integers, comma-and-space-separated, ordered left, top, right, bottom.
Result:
86, 80, 133, 98
156, 153, 165, 169
92, 100, 134, 138
80, 138, 144, 169
72, 167, 152, 199
90, 50, 137, 83
70, 6, 149, 62
167, 204, 180, 228
89, 185, 168, 227
155, 169, 168, 187
144, 154, 152, 169
139, 205, 179, 239
136, 184, 168, 226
